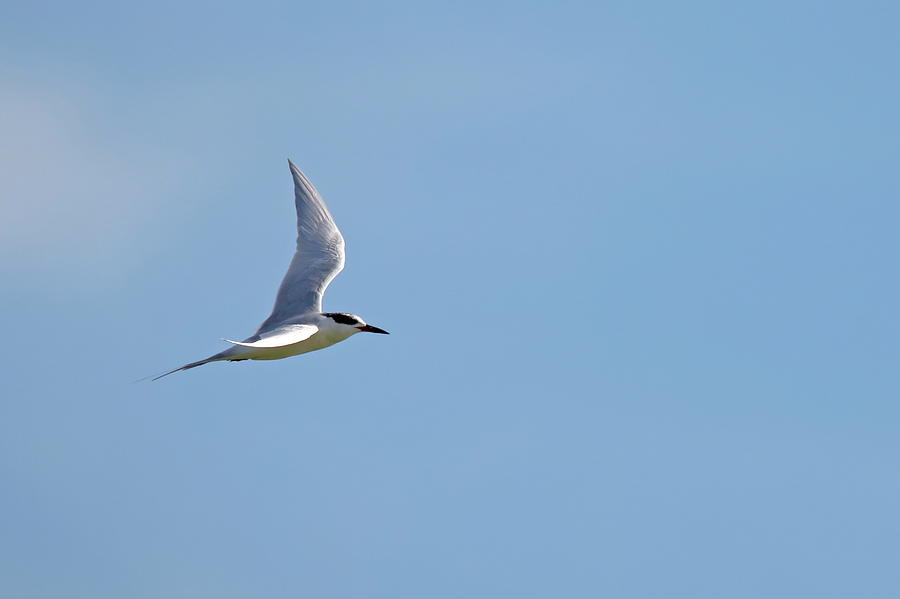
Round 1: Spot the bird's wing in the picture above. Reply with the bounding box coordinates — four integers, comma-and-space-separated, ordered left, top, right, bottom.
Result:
256, 160, 345, 333
226, 324, 319, 348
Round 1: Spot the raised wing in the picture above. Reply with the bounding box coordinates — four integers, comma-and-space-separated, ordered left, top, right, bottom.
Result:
226, 324, 318, 348
256, 161, 345, 333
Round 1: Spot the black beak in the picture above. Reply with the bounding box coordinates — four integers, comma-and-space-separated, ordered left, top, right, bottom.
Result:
358, 324, 390, 335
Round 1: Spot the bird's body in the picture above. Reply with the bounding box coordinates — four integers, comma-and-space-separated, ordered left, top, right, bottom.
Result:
153, 161, 388, 380
227, 317, 355, 361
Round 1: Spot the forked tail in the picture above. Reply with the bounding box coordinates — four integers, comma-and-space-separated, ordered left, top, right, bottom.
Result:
145, 347, 245, 382
151, 358, 217, 381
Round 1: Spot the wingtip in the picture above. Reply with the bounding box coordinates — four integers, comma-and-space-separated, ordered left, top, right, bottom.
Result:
287, 159, 305, 181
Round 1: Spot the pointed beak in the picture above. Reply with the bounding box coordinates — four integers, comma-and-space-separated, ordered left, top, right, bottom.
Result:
358, 324, 390, 335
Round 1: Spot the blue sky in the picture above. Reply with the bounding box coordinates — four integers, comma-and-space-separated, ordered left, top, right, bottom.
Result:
2, 1, 899, 597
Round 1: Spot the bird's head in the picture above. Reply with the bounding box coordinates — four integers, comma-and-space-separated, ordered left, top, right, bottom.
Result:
322, 312, 390, 335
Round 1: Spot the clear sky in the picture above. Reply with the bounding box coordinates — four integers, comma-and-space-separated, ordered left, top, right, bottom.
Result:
2, 1, 899, 597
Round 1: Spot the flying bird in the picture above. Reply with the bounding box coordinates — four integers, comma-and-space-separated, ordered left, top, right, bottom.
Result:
154, 160, 388, 380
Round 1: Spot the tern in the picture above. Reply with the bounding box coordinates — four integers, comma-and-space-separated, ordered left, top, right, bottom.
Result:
153, 160, 388, 380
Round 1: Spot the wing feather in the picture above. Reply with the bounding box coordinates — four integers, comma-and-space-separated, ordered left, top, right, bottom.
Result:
256, 161, 345, 333
226, 324, 318, 348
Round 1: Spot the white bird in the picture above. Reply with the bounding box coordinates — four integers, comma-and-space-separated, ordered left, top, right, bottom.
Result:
154, 160, 388, 380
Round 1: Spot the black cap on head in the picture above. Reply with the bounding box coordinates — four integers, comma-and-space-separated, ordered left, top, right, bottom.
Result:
323, 312, 361, 326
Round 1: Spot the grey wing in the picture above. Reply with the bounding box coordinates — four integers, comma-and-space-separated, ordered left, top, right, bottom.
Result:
256, 160, 345, 333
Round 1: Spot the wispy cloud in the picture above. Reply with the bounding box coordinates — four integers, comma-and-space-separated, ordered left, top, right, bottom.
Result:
0, 74, 181, 279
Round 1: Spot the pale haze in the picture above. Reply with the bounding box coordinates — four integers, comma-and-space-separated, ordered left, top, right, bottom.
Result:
2, 2, 899, 598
